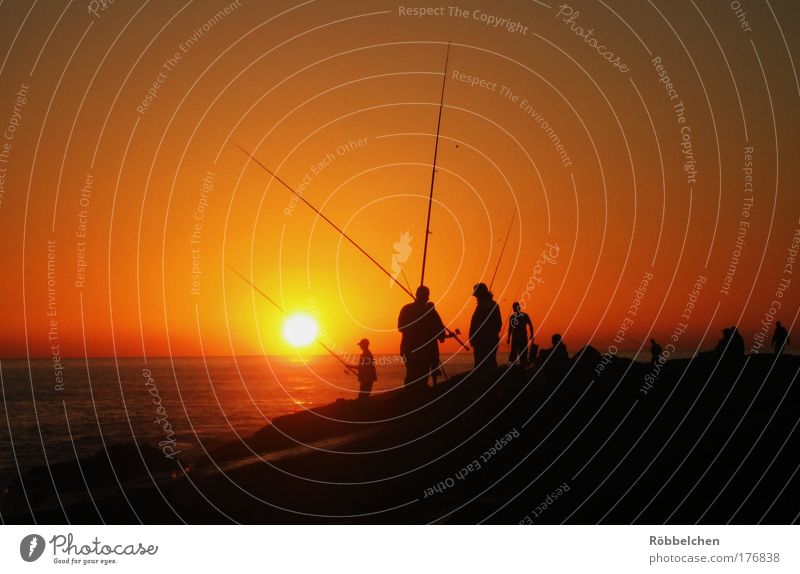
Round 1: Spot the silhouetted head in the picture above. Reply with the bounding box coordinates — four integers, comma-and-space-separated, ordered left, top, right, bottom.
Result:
651, 338, 656, 344
776, 321, 782, 328
722, 328, 732, 337
473, 283, 491, 300
357, 338, 369, 349
415, 285, 430, 304
512, 302, 521, 312
552, 333, 562, 346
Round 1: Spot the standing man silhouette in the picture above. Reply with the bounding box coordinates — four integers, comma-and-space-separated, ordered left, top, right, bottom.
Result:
398, 286, 446, 391
353, 338, 377, 400
469, 283, 502, 374
507, 302, 533, 367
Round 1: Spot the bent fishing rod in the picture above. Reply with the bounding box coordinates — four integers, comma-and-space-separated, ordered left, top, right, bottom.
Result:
228, 141, 470, 351
419, 41, 451, 288
228, 141, 407, 297
489, 210, 516, 292
225, 263, 358, 375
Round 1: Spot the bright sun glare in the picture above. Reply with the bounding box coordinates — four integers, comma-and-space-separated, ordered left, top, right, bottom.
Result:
283, 314, 319, 347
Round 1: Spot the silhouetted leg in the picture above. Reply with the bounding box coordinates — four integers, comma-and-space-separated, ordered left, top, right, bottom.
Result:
359, 379, 372, 400
528, 343, 539, 366
473, 347, 484, 370
510, 338, 527, 367
473, 344, 498, 374
487, 342, 498, 371
402, 352, 412, 387
405, 353, 428, 392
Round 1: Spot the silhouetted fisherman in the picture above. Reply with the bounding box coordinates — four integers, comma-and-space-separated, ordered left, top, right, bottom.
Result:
539, 333, 569, 377
352, 338, 377, 400
507, 302, 533, 367
469, 283, 502, 374
650, 338, 663, 364
398, 286, 445, 390
773, 321, 790, 356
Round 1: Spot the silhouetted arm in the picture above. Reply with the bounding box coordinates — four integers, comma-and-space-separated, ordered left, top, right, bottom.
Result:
433, 307, 446, 343
492, 304, 503, 335
469, 311, 479, 344
397, 306, 409, 333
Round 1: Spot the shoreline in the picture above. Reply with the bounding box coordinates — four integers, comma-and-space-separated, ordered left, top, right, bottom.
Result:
3, 349, 799, 524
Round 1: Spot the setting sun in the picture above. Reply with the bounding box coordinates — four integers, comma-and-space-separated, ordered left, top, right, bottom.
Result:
282, 314, 319, 348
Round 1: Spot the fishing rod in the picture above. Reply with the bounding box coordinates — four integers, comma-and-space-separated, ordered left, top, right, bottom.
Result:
419, 41, 451, 288
228, 141, 470, 351
412, 43, 470, 353
488, 211, 516, 291
229, 140, 413, 300
225, 263, 358, 374
400, 268, 413, 294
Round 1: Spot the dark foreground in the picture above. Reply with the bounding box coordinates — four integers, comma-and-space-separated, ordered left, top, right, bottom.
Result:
3, 349, 799, 524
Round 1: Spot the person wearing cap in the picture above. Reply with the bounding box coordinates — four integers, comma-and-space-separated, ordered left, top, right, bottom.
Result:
353, 338, 377, 400
397, 285, 446, 391
507, 302, 534, 367
469, 283, 503, 374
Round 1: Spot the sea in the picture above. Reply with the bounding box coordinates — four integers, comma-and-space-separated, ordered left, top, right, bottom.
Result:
0, 347, 718, 487
0, 354, 475, 487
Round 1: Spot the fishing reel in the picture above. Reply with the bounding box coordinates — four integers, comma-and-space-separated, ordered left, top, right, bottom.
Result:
445, 328, 470, 351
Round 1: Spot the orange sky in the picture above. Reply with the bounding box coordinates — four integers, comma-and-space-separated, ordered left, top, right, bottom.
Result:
0, 0, 798, 358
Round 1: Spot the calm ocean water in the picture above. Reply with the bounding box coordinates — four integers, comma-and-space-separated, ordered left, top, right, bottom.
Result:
0, 347, 711, 486
0, 354, 475, 486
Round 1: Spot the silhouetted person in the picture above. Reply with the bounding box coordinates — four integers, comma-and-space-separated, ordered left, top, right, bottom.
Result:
650, 338, 663, 364
772, 321, 790, 356
538, 333, 569, 378
398, 286, 446, 391
507, 302, 533, 367
714, 327, 732, 356
730, 326, 745, 357
353, 338, 377, 400
469, 283, 502, 374
715, 326, 744, 359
